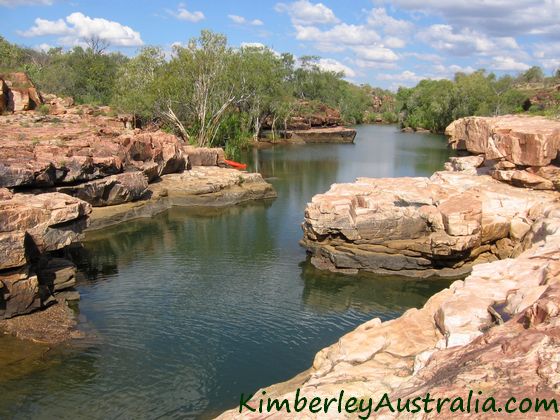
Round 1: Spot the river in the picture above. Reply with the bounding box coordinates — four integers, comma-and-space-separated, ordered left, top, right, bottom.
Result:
0, 125, 453, 419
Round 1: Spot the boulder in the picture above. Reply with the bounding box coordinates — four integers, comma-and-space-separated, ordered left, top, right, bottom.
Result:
120, 131, 185, 176
446, 115, 560, 167
57, 172, 148, 207
0, 72, 43, 112
0, 192, 91, 271
184, 146, 226, 167
302, 172, 557, 277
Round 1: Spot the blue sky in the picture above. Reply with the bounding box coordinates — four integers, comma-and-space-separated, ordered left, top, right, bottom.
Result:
2, 0, 559, 89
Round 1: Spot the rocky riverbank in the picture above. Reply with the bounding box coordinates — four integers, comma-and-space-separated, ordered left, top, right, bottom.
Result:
0, 74, 276, 343
259, 100, 357, 144
302, 115, 560, 278
218, 115, 560, 418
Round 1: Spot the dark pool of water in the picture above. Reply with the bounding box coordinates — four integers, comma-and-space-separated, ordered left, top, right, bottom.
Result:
0, 125, 453, 419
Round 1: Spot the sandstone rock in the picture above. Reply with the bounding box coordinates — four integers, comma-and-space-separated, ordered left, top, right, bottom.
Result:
120, 131, 185, 176
443, 155, 484, 175
1, 72, 43, 112
0, 192, 91, 270
37, 258, 76, 294
58, 172, 148, 207
302, 172, 556, 277
446, 115, 560, 167
0, 268, 41, 319
184, 146, 226, 167
528, 165, 560, 191
286, 127, 356, 143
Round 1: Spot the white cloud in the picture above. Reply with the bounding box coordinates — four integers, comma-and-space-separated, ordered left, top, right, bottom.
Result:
366, 8, 413, 36
488, 56, 531, 71
404, 52, 444, 62
0, 0, 52, 6
418, 24, 520, 57
20, 17, 68, 36
34, 42, 53, 52
173, 4, 205, 22
228, 15, 264, 26
377, 70, 423, 86
316, 58, 356, 77
295, 23, 380, 48
275, 0, 339, 25
382, 0, 560, 39
384, 36, 406, 49
353, 45, 399, 62
240, 42, 266, 49
19, 12, 143, 47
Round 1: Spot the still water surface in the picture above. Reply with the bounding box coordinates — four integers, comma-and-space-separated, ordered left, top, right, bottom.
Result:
0, 125, 452, 419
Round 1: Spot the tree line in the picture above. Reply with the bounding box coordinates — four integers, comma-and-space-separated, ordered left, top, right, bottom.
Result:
1, 30, 559, 152
1, 31, 390, 155
397, 67, 560, 133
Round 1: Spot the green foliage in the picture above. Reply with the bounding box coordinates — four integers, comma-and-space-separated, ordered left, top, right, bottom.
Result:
37, 104, 50, 115
398, 69, 537, 133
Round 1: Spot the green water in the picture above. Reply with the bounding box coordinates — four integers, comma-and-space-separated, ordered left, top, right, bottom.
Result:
0, 125, 453, 419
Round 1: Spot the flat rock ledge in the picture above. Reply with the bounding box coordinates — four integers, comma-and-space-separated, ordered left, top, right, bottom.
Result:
260, 126, 357, 144
87, 166, 277, 230
218, 200, 560, 419
302, 171, 557, 278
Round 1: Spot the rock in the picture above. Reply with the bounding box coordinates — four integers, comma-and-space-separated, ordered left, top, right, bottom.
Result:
0, 79, 8, 114
0, 268, 41, 319
184, 146, 226, 167
0, 192, 91, 270
302, 172, 557, 277
511, 169, 555, 190
120, 131, 186, 176
528, 165, 560, 191
37, 258, 76, 293
287, 127, 357, 143
87, 167, 277, 230
58, 172, 148, 207
0, 72, 43, 112
262, 100, 342, 130
446, 115, 560, 167
443, 155, 484, 175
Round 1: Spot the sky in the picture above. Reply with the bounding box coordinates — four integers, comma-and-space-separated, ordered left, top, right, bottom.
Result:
1, 0, 559, 89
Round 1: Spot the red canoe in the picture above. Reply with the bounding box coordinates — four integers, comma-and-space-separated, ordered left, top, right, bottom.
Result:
224, 159, 247, 170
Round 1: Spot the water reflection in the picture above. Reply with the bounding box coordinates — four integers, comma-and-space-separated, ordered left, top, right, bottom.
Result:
0, 125, 454, 419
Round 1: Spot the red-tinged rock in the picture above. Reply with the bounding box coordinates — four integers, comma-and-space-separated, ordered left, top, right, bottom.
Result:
0, 192, 91, 270
446, 115, 560, 167
184, 146, 226, 167
58, 172, 148, 207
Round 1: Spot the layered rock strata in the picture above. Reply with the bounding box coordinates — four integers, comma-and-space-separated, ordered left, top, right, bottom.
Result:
88, 167, 277, 230
302, 172, 557, 277
446, 115, 560, 190
0, 191, 91, 320
0, 91, 276, 337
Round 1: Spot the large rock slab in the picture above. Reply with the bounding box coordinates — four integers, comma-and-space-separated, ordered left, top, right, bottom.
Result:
302, 171, 557, 277
446, 115, 560, 167
57, 172, 148, 207
0, 192, 91, 270
88, 167, 277, 230
0, 72, 43, 112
